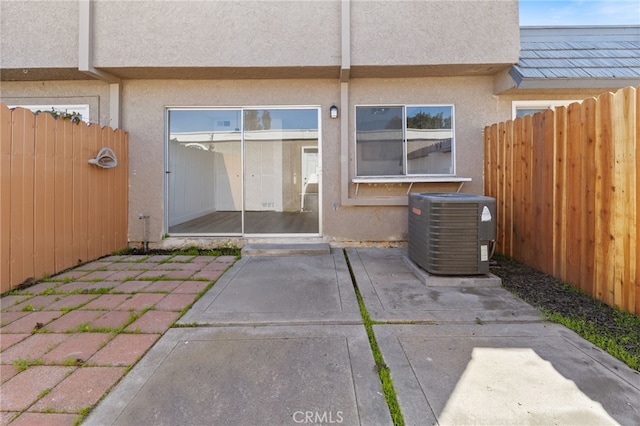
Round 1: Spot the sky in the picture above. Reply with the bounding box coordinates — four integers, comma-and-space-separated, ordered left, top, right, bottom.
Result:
519, 0, 640, 26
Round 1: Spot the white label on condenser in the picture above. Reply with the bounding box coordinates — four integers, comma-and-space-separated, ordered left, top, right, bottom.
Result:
481, 206, 492, 222
480, 245, 489, 261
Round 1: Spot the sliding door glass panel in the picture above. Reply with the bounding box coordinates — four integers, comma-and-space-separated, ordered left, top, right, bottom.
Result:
167, 109, 242, 233
243, 108, 319, 234
406, 106, 453, 175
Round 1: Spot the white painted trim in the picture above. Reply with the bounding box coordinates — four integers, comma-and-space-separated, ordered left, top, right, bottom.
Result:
512, 100, 581, 119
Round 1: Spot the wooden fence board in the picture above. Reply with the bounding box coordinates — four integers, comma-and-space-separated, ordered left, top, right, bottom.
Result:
10, 109, 35, 286
1, 103, 129, 291
86, 124, 100, 262
565, 103, 583, 288
0, 104, 12, 292
503, 120, 514, 256
553, 106, 568, 280
512, 118, 523, 259
484, 87, 638, 315
580, 98, 597, 296
612, 87, 636, 312
34, 113, 57, 279
636, 87, 640, 315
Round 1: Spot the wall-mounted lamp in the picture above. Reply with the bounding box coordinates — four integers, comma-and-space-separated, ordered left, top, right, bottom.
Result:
330, 105, 338, 119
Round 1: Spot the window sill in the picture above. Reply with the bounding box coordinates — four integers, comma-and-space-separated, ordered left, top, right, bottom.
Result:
352, 176, 471, 194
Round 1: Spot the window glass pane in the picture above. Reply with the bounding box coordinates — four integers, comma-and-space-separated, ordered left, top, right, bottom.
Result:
356, 106, 403, 176
243, 108, 319, 234
515, 107, 547, 118
167, 109, 242, 233
406, 106, 453, 175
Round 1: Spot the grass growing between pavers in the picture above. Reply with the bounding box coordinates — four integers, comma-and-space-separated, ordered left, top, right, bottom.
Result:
343, 250, 404, 426
493, 255, 640, 372
1, 246, 241, 426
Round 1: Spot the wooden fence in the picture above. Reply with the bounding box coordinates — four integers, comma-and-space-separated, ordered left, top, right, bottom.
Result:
0, 104, 129, 293
484, 86, 638, 315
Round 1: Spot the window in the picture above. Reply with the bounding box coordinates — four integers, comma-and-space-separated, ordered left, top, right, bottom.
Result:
8, 104, 90, 123
512, 100, 580, 119
356, 105, 454, 176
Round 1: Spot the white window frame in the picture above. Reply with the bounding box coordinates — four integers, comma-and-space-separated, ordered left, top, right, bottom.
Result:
8, 104, 91, 123
512, 100, 581, 120
354, 104, 456, 178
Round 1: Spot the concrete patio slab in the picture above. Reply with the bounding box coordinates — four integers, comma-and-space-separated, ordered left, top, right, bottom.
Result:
84, 326, 392, 426
178, 249, 361, 326
374, 323, 640, 426
349, 248, 541, 323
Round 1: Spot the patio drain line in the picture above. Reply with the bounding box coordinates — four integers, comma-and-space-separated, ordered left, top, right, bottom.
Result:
342, 249, 405, 426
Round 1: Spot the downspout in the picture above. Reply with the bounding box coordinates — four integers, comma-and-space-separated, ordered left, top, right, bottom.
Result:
339, 0, 353, 206
78, 0, 121, 128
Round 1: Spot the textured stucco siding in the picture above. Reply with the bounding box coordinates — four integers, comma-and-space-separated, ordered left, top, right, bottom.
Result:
351, 0, 519, 66
92, 0, 341, 68
0, 80, 111, 125
121, 77, 507, 243
0, 0, 78, 68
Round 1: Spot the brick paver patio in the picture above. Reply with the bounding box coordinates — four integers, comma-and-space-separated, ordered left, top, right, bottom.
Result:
0, 252, 236, 425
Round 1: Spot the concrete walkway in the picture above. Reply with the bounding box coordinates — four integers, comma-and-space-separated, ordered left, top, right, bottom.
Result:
2, 248, 639, 425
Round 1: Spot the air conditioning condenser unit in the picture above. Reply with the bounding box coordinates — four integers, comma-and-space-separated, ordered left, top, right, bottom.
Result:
408, 193, 496, 275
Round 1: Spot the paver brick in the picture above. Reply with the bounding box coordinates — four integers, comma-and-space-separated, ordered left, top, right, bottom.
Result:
0, 312, 29, 327
75, 261, 113, 271
9, 295, 60, 312
89, 334, 159, 366
202, 261, 230, 271
0, 333, 29, 352
0, 333, 69, 364
103, 270, 144, 281
191, 256, 215, 263
10, 412, 78, 426
0, 311, 63, 334
42, 333, 112, 364
78, 270, 118, 281
0, 296, 33, 311
1, 364, 19, 384
141, 280, 182, 293
30, 366, 126, 413
88, 311, 133, 330
46, 294, 98, 310
20, 282, 61, 295
154, 294, 197, 311
54, 281, 118, 293
125, 311, 180, 333
50, 270, 90, 281
135, 270, 177, 280
170, 255, 196, 262
216, 255, 237, 263
172, 281, 209, 294
46, 311, 105, 333
81, 294, 129, 310
146, 255, 173, 262
1, 411, 17, 425
0, 366, 74, 411
111, 280, 152, 293
121, 262, 157, 270
191, 270, 224, 281
116, 293, 165, 311
153, 262, 202, 271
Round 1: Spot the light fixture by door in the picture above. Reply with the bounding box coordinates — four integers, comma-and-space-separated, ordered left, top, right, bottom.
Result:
330, 105, 338, 119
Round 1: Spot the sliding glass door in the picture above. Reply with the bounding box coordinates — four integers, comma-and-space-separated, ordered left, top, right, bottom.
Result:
167, 107, 319, 235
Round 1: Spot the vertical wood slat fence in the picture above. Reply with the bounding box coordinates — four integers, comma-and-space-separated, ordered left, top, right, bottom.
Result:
484, 86, 638, 315
0, 104, 129, 293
